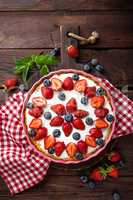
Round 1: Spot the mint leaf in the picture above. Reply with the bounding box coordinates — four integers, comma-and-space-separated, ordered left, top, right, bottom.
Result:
39, 65, 49, 76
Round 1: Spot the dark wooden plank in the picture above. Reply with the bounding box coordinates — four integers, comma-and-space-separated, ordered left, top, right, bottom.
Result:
0, 0, 133, 11
0, 13, 132, 48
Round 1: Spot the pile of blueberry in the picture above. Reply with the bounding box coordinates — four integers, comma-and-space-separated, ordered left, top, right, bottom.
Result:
83, 58, 104, 73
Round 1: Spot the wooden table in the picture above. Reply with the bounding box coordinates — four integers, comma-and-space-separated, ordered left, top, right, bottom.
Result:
0, 1, 133, 199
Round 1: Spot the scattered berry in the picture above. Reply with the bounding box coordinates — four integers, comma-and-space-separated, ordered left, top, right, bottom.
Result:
66, 98, 77, 113
95, 64, 104, 73
67, 45, 79, 58
107, 166, 119, 178
72, 132, 81, 141
74, 79, 87, 92
32, 96, 46, 108
87, 180, 96, 189
80, 175, 88, 183
26, 102, 33, 109
112, 192, 121, 200
64, 113, 73, 122
44, 135, 56, 150
52, 129, 61, 137
72, 118, 85, 130
73, 109, 88, 118
72, 74, 79, 81
108, 152, 121, 163
75, 152, 83, 160
43, 79, 51, 87
91, 58, 98, 66
91, 96, 105, 108
83, 63, 92, 73
90, 168, 106, 181
85, 135, 96, 147
62, 122, 73, 136
28, 129, 36, 137
117, 160, 125, 169
58, 92, 66, 101
95, 119, 108, 129
96, 87, 105, 96
62, 77, 74, 90
81, 96, 88, 105
66, 142, 77, 158
106, 114, 114, 122
4, 78, 17, 89
77, 140, 88, 154
94, 108, 109, 118
50, 116, 64, 126
85, 117, 93, 125
44, 111, 52, 120
89, 128, 103, 138
51, 78, 62, 91
34, 127, 48, 140
48, 147, 55, 154
28, 107, 43, 118
19, 84, 25, 91
84, 87, 96, 98
54, 141, 65, 156
50, 48, 60, 56
29, 119, 42, 129
41, 86, 53, 99
51, 104, 66, 115
96, 137, 104, 146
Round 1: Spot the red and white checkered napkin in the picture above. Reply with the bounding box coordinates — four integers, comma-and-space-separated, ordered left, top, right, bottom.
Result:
0, 79, 133, 195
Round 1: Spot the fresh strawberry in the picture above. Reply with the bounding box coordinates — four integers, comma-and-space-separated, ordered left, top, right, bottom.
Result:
62, 77, 74, 90
74, 79, 87, 92
67, 45, 79, 58
89, 128, 103, 138
73, 109, 88, 118
50, 116, 64, 126
34, 127, 48, 140
4, 78, 17, 89
95, 119, 108, 128
77, 140, 87, 154
62, 122, 73, 136
91, 96, 105, 108
66, 98, 77, 113
72, 118, 85, 130
107, 166, 119, 178
29, 119, 42, 129
84, 87, 96, 98
51, 104, 66, 116
90, 168, 106, 181
28, 107, 43, 118
51, 78, 62, 91
41, 86, 53, 99
108, 151, 121, 162
32, 96, 47, 108
66, 142, 77, 158
44, 135, 56, 149
94, 108, 109, 118
85, 135, 96, 147
54, 142, 65, 156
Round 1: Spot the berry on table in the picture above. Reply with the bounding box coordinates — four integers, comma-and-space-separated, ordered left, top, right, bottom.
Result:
81, 96, 88, 105
67, 45, 79, 58
19, 84, 26, 91
64, 113, 73, 122
28, 129, 36, 137
96, 137, 104, 146
44, 111, 52, 120
112, 191, 121, 200
48, 147, 55, 154
58, 92, 66, 101
85, 117, 93, 125
96, 87, 105, 96
117, 160, 125, 169
95, 64, 104, 73
52, 129, 61, 137
87, 180, 96, 189
83, 63, 92, 73
72, 132, 81, 141
91, 58, 98, 66
106, 114, 114, 122
50, 48, 60, 56
72, 74, 79, 81
75, 152, 83, 160
26, 102, 33, 109
80, 175, 88, 183
43, 79, 51, 87
4, 78, 17, 89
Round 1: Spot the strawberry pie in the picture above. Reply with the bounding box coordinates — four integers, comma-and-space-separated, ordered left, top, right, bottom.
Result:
22, 69, 116, 164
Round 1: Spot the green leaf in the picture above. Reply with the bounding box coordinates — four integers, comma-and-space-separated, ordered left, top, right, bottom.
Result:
35, 54, 58, 66
39, 65, 49, 76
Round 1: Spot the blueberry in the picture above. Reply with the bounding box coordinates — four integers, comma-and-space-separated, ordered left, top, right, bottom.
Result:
85, 117, 93, 125
19, 84, 26, 92
91, 58, 98, 66
81, 96, 88, 105
48, 147, 55, 154
72, 74, 79, 81
112, 192, 121, 200
95, 64, 104, 73
28, 129, 36, 137
87, 180, 96, 189
96, 138, 104, 146
44, 112, 52, 120
58, 92, 66, 101
26, 102, 33, 109
96, 87, 105, 96
106, 114, 114, 122
64, 113, 73, 122
83, 63, 92, 73
117, 160, 125, 169
50, 48, 60, 56
52, 129, 61, 137
80, 175, 88, 183
72, 132, 81, 141
43, 79, 51, 87
75, 152, 83, 160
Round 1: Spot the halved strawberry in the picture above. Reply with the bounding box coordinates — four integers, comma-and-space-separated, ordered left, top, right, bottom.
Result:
94, 108, 109, 118
77, 140, 87, 154
62, 122, 73, 136
107, 166, 119, 178
84, 87, 96, 98
95, 119, 108, 128
89, 128, 103, 138
66, 98, 77, 113
66, 143, 77, 158
62, 77, 74, 90
32, 96, 47, 108
44, 135, 56, 149
29, 119, 42, 129
50, 116, 64, 126
41, 86, 53, 99
51, 104, 66, 116
28, 107, 43, 118
91, 96, 105, 108
54, 142, 65, 156
73, 109, 88, 118
72, 118, 85, 130
51, 78, 62, 91
85, 135, 96, 147
34, 127, 48, 140
74, 79, 87, 92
